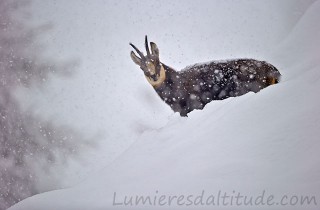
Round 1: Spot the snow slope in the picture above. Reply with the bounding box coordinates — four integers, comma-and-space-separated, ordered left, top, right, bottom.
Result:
10, 1, 320, 210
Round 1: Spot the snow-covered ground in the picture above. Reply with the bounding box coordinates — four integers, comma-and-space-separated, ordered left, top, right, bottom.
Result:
10, 0, 320, 209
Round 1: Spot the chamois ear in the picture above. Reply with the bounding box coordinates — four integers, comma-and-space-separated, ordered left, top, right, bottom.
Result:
130, 51, 141, 66
150, 42, 159, 58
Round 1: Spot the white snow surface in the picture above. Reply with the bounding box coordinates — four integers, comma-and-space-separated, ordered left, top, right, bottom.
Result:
10, 0, 320, 210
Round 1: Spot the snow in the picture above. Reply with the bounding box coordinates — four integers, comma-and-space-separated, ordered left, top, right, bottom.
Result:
8, 0, 320, 210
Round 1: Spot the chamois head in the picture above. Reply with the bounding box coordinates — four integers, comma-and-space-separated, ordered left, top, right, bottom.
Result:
130, 36, 166, 88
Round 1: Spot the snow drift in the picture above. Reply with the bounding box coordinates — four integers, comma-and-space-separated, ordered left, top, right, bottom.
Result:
9, 0, 320, 210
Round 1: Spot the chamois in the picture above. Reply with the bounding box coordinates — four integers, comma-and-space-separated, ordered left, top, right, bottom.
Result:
130, 36, 281, 117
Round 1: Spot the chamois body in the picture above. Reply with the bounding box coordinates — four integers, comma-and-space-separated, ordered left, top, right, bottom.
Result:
130, 37, 281, 116
155, 60, 280, 116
